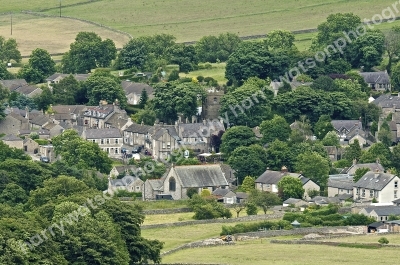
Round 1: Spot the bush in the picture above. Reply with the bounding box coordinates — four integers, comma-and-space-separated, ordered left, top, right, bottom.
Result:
114, 190, 141, 198
221, 220, 291, 235
168, 70, 180, 81
190, 194, 231, 220
246, 202, 258, 215
186, 187, 198, 199
204, 63, 212, 69
197, 75, 204, 82
378, 237, 389, 244
34, 139, 49, 145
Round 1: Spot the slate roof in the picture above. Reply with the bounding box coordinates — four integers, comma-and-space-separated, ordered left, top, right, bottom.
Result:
310, 196, 340, 204
105, 112, 130, 128
337, 193, 353, 200
46, 73, 90, 82
0, 79, 27, 90
372, 94, 400, 108
331, 120, 362, 132
173, 164, 228, 188
153, 126, 180, 141
298, 176, 311, 185
212, 188, 231, 197
109, 175, 143, 187
1, 134, 22, 141
147, 178, 164, 191
31, 115, 50, 126
51, 105, 86, 115
8, 112, 28, 122
371, 206, 400, 216
255, 170, 301, 184
368, 221, 384, 228
178, 121, 225, 138
219, 164, 236, 184
83, 105, 114, 119
235, 192, 248, 199
343, 163, 385, 175
14, 85, 40, 96
125, 122, 154, 134
283, 198, 306, 204
353, 171, 396, 191
84, 128, 121, 139
121, 81, 154, 96
327, 179, 354, 190
360, 71, 390, 84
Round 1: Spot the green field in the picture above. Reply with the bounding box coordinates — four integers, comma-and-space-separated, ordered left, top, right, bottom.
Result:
40, 0, 396, 42
161, 238, 400, 265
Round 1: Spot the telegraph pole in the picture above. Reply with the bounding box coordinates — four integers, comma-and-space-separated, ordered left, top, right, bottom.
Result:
59, 0, 62, 17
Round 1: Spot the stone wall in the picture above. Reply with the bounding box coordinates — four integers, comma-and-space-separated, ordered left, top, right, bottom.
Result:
143, 207, 192, 215
141, 213, 284, 230
161, 239, 235, 257
234, 226, 366, 239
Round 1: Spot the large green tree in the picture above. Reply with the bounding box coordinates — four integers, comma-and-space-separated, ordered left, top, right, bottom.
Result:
18, 48, 55, 83
195, 33, 242, 63
260, 115, 291, 144
52, 130, 113, 174
220, 126, 258, 157
248, 189, 281, 214
62, 32, 117, 73
265, 30, 296, 50
295, 151, 330, 189
277, 176, 305, 200
52, 74, 80, 105
314, 115, 335, 140
228, 145, 267, 185
0, 36, 21, 63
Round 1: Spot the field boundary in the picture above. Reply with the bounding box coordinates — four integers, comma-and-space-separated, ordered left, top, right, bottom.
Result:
141, 212, 284, 229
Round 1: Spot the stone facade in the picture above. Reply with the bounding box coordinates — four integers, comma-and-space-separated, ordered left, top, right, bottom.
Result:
202, 88, 224, 120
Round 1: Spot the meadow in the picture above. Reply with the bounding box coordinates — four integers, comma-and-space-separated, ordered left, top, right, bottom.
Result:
41, 0, 396, 42
161, 238, 400, 264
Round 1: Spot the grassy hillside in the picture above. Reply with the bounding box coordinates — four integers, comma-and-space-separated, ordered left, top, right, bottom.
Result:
0, 0, 92, 12
42, 0, 395, 41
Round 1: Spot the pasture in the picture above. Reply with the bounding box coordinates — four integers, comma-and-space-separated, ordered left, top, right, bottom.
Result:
161, 237, 400, 264
0, 13, 130, 56
41, 0, 396, 42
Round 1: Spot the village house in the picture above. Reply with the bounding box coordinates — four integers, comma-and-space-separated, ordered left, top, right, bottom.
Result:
121, 81, 154, 105
353, 170, 399, 203
1, 134, 23, 149
0, 112, 29, 135
142, 164, 229, 200
269, 80, 313, 96
0, 79, 28, 91
109, 165, 138, 178
81, 101, 130, 130
327, 176, 354, 197
360, 71, 391, 92
282, 198, 308, 208
340, 160, 385, 176
359, 206, 400, 221
82, 128, 123, 156
46, 73, 90, 88
50, 105, 87, 126
23, 138, 40, 153
212, 188, 237, 204
372, 94, 400, 114
123, 122, 154, 149
331, 119, 366, 145
107, 175, 144, 195
255, 167, 320, 200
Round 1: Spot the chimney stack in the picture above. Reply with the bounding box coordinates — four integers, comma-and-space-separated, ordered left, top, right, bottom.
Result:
281, 166, 288, 173
375, 168, 380, 178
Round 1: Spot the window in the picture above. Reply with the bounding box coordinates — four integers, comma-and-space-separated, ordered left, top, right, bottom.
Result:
340, 189, 343, 192
395, 181, 398, 188
162, 143, 166, 149
370, 190, 374, 197
213, 97, 218, 103
107, 139, 110, 144
115, 139, 119, 144
115, 149, 118, 154
92, 139, 96, 143
169, 177, 176, 191
84, 120, 88, 125
136, 186, 140, 191
347, 190, 350, 194
395, 190, 398, 198
356, 188, 360, 195
101, 139, 104, 144
362, 189, 365, 197
167, 142, 171, 148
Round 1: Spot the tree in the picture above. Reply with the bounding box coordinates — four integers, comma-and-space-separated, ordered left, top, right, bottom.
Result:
52, 75, 80, 105
186, 187, 198, 199
0, 183, 28, 206
343, 139, 362, 161
232, 203, 246, 217
265, 30, 295, 50
378, 127, 393, 147
248, 189, 281, 214
167, 43, 198, 73
384, 26, 400, 73
132, 106, 157, 126
321, 131, 340, 146
195, 33, 242, 63
220, 126, 258, 158
378, 237, 389, 244
201, 189, 211, 197
354, 167, 369, 182
62, 32, 117, 73
117, 38, 148, 70
359, 142, 392, 168
225, 41, 290, 85
260, 115, 291, 144
265, 140, 293, 171
0, 62, 14, 80
210, 130, 224, 152
152, 82, 204, 124
277, 81, 292, 94
295, 151, 330, 188
314, 115, 335, 140
310, 76, 338, 91
219, 79, 273, 127
392, 144, 400, 173
241, 176, 255, 192
277, 176, 305, 201
246, 202, 258, 215
52, 129, 113, 173
168, 70, 180, 81
34, 86, 54, 111
8, 92, 37, 110
83, 70, 127, 108
18, 48, 55, 83
138, 89, 148, 108
228, 145, 267, 185
0, 36, 21, 63
391, 61, 400, 90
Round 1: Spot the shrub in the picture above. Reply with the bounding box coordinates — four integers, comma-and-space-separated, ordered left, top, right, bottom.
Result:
168, 70, 180, 81
246, 202, 258, 215
114, 190, 141, 198
378, 237, 389, 244
34, 139, 49, 145
221, 220, 291, 235
204, 63, 212, 69
197, 75, 204, 82
186, 187, 198, 199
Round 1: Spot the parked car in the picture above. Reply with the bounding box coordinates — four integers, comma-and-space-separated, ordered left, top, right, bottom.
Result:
121, 148, 127, 154
40, 156, 49, 163
132, 146, 142, 153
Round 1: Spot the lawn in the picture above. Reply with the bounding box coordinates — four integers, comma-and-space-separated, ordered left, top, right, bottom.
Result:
42, 0, 395, 42
179, 63, 227, 84
0, 13, 130, 56
161, 239, 400, 264
331, 233, 400, 244
133, 199, 189, 210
